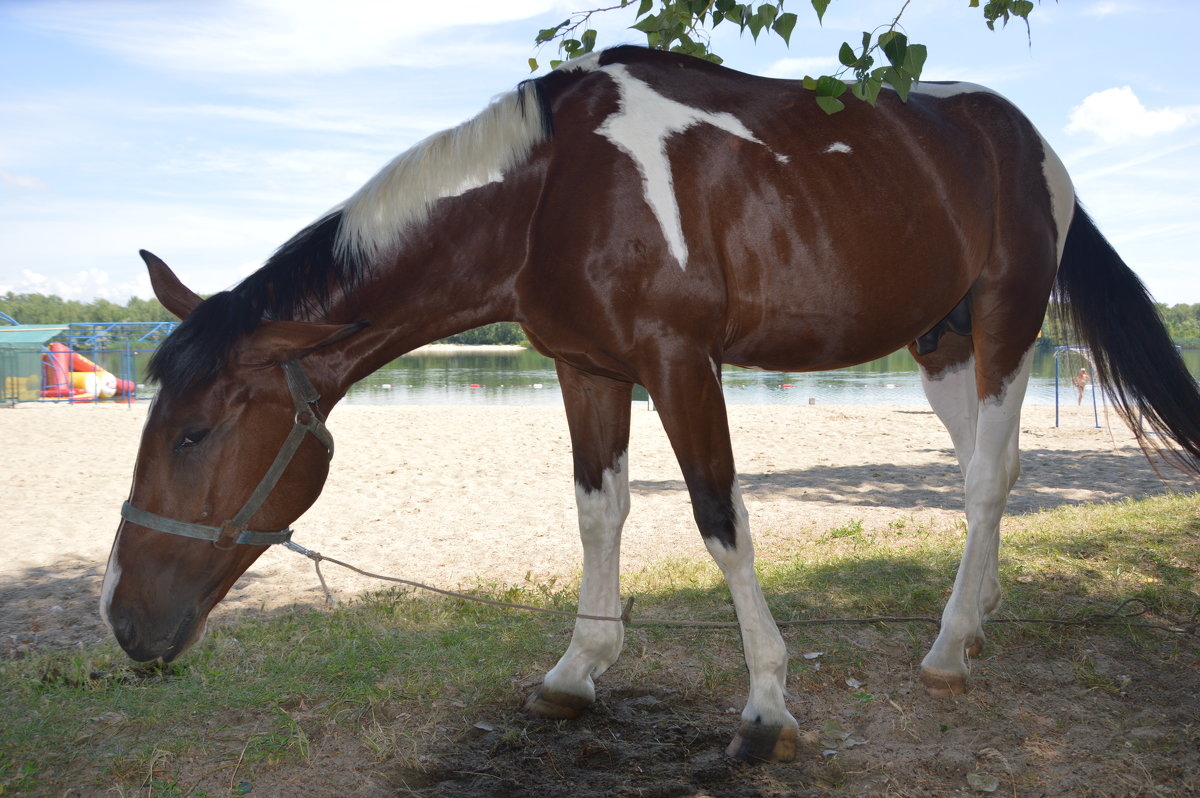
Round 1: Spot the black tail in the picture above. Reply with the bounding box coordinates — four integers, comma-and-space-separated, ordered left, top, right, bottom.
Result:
1053, 200, 1200, 474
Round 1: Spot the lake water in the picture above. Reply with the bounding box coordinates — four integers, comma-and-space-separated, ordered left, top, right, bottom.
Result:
344, 346, 1200, 407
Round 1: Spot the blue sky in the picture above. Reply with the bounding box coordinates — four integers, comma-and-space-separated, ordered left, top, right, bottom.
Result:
2, 0, 1197, 305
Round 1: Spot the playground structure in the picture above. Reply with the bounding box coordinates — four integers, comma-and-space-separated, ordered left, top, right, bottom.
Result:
0, 319, 177, 405
41, 342, 136, 400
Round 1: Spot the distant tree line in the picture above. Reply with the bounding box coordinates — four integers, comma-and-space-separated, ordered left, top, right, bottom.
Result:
0, 292, 175, 324
0, 292, 531, 346
5, 292, 1197, 349
1040, 302, 1200, 350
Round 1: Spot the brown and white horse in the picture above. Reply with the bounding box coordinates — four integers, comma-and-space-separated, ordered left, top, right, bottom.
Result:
102, 47, 1200, 762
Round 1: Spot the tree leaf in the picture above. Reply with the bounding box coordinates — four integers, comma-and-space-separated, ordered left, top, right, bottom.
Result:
815, 74, 847, 98
772, 12, 797, 44
811, 0, 830, 24
528, 57, 539, 73
815, 95, 845, 114
747, 9, 765, 40
878, 65, 913, 102
851, 76, 883, 106
756, 2, 776, 28
838, 42, 858, 68
632, 13, 661, 33
903, 43, 927, 79
638, 0, 654, 14
879, 30, 908, 68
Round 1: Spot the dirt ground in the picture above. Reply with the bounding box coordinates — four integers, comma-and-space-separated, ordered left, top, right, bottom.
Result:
3, 401, 1198, 795
110, 621, 1199, 798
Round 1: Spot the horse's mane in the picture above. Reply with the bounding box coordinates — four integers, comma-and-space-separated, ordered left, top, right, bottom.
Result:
148, 79, 553, 393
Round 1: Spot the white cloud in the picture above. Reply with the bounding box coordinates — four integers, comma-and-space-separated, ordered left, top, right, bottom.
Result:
0, 170, 46, 189
1066, 86, 1196, 143
0, 267, 148, 302
762, 56, 838, 79
1085, 1, 1120, 17
15, 0, 563, 75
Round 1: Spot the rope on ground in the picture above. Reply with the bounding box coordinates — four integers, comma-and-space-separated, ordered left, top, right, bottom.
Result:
282, 541, 1197, 638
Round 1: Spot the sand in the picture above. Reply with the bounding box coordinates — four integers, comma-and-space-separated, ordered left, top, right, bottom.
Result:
1, 399, 1192, 655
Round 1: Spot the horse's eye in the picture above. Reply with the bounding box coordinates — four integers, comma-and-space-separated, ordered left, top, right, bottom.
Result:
174, 430, 210, 451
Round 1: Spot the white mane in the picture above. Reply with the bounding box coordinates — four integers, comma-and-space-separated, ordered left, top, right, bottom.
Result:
334, 82, 547, 266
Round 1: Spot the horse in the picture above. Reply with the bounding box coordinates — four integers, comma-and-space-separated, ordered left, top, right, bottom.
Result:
102, 46, 1200, 763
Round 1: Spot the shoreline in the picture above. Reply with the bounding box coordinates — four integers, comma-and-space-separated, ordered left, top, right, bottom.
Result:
405, 343, 528, 353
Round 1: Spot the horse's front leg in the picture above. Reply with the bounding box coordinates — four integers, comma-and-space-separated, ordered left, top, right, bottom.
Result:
646, 355, 799, 763
525, 363, 632, 719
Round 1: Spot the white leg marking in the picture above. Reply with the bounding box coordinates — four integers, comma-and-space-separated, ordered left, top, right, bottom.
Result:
920, 355, 978, 478
541, 453, 630, 702
596, 65, 785, 269
922, 349, 1035, 684
705, 482, 797, 734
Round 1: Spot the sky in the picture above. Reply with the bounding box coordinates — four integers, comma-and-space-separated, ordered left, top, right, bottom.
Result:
1, 0, 1198, 306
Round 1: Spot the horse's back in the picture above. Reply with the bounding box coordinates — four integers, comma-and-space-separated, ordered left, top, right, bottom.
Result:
524, 49, 1062, 373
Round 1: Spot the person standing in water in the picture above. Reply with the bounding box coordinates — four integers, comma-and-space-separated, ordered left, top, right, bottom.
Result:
1073, 368, 1091, 405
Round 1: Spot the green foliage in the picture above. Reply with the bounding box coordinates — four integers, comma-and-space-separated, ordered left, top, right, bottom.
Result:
0, 294, 528, 347
971, 0, 1036, 32
531, 1, 1035, 114
0, 292, 174, 325
439, 322, 529, 346
532, 1, 805, 70
1041, 303, 1200, 349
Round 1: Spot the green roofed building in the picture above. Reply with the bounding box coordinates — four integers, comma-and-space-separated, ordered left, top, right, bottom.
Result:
0, 324, 66, 404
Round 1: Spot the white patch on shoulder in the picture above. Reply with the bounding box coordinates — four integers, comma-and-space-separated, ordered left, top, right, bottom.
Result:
824, 141, 852, 154
597, 64, 784, 270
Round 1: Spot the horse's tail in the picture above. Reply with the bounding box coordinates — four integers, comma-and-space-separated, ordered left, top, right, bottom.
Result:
1053, 199, 1200, 474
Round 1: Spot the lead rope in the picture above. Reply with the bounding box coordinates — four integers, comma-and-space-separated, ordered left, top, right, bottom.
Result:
284, 540, 636, 623
282, 540, 1197, 636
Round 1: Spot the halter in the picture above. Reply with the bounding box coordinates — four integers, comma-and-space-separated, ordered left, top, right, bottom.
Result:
119, 359, 334, 550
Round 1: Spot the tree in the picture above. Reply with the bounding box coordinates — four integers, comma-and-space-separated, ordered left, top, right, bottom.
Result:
532, 0, 1036, 113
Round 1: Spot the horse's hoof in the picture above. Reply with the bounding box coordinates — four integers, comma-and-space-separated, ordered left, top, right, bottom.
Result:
523, 685, 591, 719
725, 720, 798, 763
965, 636, 985, 658
920, 666, 967, 697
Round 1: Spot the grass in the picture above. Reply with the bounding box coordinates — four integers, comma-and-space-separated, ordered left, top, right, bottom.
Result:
2, 492, 1197, 795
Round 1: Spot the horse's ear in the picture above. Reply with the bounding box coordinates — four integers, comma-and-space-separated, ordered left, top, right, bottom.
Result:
140, 250, 202, 320
241, 319, 370, 365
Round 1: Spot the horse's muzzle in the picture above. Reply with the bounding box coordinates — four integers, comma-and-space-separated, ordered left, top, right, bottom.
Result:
107, 603, 202, 663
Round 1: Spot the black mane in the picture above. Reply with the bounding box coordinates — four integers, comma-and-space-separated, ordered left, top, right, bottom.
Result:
148, 211, 364, 392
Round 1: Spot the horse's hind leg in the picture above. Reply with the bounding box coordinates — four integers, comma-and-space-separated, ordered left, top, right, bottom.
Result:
644, 354, 798, 763
913, 333, 1034, 697
525, 362, 632, 719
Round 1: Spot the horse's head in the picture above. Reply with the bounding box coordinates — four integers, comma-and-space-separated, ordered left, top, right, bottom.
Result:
102, 252, 364, 662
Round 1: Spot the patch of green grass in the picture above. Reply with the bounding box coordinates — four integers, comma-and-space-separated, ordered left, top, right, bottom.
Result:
2, 493, 1196, 794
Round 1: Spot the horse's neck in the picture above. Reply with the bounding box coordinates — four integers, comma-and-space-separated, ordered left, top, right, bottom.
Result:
325, 169, 542, 388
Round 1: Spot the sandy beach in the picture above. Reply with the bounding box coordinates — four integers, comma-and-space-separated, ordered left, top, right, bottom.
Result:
1, 399, 1192, 656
